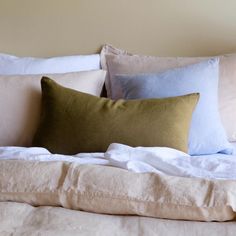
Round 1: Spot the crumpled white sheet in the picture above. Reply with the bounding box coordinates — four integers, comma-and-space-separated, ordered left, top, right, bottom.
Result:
0, 143, 236, 180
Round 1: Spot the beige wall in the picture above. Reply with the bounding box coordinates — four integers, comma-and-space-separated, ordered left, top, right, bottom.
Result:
0, 0, 236, 57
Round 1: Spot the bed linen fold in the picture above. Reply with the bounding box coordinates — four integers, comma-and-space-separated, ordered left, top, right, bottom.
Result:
0, 157, 236, 221
1, 143, 236, 179
1, 202, 236, 236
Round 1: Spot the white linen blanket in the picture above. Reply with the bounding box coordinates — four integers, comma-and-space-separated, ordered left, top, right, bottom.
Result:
0, 143, 236, 180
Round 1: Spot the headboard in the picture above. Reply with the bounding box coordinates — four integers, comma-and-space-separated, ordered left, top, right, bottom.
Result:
1, 0, 236, 57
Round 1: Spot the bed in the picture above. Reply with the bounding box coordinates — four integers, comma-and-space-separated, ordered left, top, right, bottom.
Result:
1, 1, 236, 235
1, 50, 236, 234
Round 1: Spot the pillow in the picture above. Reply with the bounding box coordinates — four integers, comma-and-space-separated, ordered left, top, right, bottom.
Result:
101, 44, 205, 100
0, 70, 106, 147
115, 59, 233, 156
101, 44, 236, 142
0, 53, 100, 75
32, 78, 199, 155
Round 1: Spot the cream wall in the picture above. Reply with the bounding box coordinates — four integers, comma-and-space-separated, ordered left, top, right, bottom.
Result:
0, 0, 236, 57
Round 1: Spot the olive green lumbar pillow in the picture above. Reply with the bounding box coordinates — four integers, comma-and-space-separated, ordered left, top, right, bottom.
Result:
33, 77, 199, 155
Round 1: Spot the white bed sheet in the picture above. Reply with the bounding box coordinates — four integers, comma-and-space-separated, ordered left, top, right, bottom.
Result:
1, 143, 236, 180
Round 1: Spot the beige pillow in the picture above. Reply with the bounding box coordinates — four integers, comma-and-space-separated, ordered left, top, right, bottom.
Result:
101, 44, 236, 142
0, 70, 106, 147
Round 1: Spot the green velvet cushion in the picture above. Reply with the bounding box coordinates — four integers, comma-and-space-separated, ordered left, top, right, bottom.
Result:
33, 77, 199, 154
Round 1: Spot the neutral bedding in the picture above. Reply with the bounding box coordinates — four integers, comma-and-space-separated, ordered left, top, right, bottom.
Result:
1, 143, 236, 180
1, 46, 236, 235
1, 153, 235, 236
1, 144, 236, 224
1, 202, 236, 236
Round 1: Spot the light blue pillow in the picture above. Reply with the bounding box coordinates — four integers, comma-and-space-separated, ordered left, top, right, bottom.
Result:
115, 58, 233, 155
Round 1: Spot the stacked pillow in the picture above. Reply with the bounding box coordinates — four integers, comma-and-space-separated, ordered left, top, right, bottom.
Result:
1, 48, 234, 156
115, 59, 231, 155
101, 45, 236, 143
0, 51, 199, 155
32, 77, 199, 154
0, 71, 106, 147
0, 53, 105, 147
101, 45, 233, 155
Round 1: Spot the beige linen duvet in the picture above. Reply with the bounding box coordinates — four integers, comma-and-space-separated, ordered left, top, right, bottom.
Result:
0, 159, 236, 235
0, 160, 236, 223
1, 202, 236, 236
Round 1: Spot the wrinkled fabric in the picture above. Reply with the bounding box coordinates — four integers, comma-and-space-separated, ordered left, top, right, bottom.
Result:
1, 143, 236, 179
0, 157, 236, 221
0, 202, 235, 236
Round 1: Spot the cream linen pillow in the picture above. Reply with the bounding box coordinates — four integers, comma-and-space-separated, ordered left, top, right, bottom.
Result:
0, 70, 106, 147
101, 44, 236, 142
